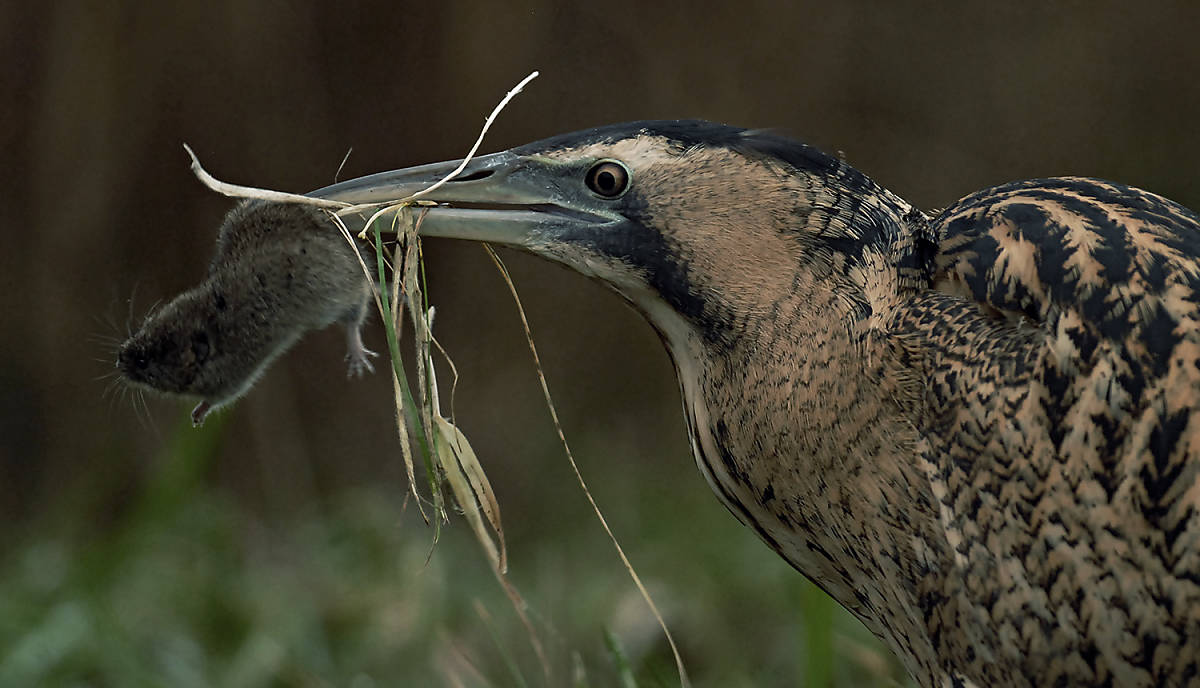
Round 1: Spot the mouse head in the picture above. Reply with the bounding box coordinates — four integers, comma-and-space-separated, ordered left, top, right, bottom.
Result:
117, 289, 216, 398
117, 273, 296, 425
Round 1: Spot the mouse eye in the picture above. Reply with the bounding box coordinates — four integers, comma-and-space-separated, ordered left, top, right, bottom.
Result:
191, 331, 210, 363
585, 160, 631, 198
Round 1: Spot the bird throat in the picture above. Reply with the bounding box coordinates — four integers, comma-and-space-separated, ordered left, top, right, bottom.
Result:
638, 243, 944, 678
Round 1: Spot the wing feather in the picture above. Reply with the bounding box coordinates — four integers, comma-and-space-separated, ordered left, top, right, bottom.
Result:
910, 177, 1200, 684
932, 177, 1200, 333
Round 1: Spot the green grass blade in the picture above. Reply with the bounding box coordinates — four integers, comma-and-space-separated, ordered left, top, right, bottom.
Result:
372, 218, 442, 528
602, 629, 639, 688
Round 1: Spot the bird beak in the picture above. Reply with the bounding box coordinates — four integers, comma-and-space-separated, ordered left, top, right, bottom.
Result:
308, 151, 617, 250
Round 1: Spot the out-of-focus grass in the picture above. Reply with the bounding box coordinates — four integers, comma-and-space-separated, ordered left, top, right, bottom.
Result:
0, 418, 910, 687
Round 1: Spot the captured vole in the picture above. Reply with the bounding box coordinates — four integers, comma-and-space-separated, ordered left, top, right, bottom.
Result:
117, 200, 376, 426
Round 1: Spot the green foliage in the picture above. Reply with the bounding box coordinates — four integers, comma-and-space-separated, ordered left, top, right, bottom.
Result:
0, 425, 910, 688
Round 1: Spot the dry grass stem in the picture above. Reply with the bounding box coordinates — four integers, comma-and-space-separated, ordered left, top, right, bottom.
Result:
342, 68, 540, 235
483, 244, 692, 687
184, 70, 539, 227
407, 70, 539, 202
388, 226, 424, 521
334, 147, 353, 183
182, 144, 351, 209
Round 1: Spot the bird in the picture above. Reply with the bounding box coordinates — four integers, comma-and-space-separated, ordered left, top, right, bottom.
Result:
311, 120, 1200, 687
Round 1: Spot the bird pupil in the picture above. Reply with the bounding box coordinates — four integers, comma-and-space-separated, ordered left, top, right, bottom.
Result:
586, 160, 628, 197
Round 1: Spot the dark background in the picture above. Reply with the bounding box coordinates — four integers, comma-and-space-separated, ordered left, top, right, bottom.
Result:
2, 2, 1199, 686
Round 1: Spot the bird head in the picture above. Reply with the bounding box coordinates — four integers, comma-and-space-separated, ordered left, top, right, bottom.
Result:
314, 120, 933, 349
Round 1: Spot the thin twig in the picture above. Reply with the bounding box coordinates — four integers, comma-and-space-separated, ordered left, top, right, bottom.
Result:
408, 71, 538, 201
389, 231, 424, 521
342, 69, 540, 232
182, 144, 350, 208
335, 147, 353, 183
483, 244, 692, 688
184, 70, 540, 224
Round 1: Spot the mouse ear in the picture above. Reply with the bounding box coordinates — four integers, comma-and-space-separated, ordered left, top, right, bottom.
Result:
191, 331, 210, 364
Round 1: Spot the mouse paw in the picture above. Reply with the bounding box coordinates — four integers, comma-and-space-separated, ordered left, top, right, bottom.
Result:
346, 346, 379, 377
191, 400, 213, 427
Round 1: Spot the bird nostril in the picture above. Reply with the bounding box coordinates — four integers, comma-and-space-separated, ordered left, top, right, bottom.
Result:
448, 169, 493, 183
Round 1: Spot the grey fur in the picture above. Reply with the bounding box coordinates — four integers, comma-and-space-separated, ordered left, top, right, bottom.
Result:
116, 201, 375, 425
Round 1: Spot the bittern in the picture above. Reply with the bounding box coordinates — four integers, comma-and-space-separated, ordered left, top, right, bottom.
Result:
313, 121, 1200, 687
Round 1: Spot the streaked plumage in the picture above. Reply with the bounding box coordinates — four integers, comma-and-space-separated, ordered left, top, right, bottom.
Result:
915, 178, 1200, 686
313, 121, 1200, 686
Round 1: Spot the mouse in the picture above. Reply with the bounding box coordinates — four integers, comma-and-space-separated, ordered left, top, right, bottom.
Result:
117, 200, 377, 426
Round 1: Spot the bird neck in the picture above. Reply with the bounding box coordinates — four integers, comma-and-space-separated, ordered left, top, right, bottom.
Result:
664, 252, 941, 551
639, 188, 948, 679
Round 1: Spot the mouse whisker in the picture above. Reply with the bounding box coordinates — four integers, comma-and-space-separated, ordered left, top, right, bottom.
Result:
92, 364, 120, 378
131, 389, 155, 432
93, 313, 121, 341
138, 392, 167, 440
124, 283, 141, 338
103, 378, 131, 410
139, 298, 164, 328
88, 337, 123, 351
110, 382, 129, 413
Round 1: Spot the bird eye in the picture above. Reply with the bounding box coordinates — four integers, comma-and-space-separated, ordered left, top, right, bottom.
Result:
585, 160, 630, 198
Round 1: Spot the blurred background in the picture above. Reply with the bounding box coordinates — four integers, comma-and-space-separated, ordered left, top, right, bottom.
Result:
3, 2, 1199, 686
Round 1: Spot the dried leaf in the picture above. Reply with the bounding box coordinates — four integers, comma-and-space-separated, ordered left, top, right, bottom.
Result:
435, 415, 504, 572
